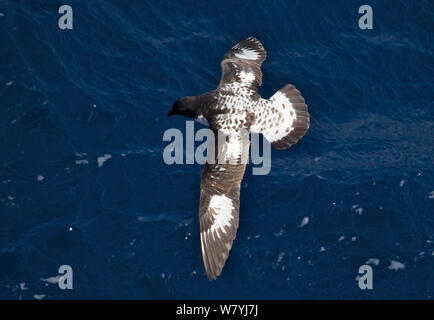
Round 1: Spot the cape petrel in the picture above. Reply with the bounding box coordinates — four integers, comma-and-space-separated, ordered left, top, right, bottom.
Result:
167, 37, 310, 280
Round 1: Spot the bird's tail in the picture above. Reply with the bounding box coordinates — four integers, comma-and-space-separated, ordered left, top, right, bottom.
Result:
251, 84, 310, 150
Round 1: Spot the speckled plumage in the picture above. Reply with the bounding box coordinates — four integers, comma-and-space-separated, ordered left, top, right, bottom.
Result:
168, 36, 310, 280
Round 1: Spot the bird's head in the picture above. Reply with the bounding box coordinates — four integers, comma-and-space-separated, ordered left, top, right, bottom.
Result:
167, 97, 197, 118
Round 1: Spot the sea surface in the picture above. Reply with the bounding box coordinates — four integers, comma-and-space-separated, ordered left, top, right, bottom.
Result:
0, 0, 433, 299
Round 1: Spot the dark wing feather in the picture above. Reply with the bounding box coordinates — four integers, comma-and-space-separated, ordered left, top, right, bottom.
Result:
199, 129, 250, 280
218, 37, 267, 92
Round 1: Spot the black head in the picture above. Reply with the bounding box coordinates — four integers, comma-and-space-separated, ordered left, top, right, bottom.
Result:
167, 97, 197, 118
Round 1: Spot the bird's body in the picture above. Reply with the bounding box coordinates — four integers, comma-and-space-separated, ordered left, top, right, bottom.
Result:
192, 90, 256, 132
168, 37, 310, 280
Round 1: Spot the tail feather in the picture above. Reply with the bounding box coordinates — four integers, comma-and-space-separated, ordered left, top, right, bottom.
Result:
252, 84, 310, 150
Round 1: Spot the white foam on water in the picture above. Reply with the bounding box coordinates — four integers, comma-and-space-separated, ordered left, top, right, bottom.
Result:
277, 252, 285, 264
388, 260, 405, 271
300, 216, 309, 227
40, 275, 62, 284
97, 154, 112, 167
351, 204, 364, 215
366, 258, 380, 266
37, 175, 44, 181
274, 229, 285, 237
75, 159, 89, 165
75, 152, 87, 157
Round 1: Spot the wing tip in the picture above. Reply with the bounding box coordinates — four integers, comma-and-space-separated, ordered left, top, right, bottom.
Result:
232, 36, 267, 62
200, 227, 237, 281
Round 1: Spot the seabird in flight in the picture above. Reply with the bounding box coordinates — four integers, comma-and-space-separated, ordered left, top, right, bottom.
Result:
167, 36, 310, 280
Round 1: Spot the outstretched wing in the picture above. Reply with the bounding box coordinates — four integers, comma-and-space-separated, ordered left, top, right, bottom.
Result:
218, 37, 267, 92
199, 129, 250, 280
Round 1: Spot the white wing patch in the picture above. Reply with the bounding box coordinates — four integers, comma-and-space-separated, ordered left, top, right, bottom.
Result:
234, 49, 260, 60
208, 194, 234, 238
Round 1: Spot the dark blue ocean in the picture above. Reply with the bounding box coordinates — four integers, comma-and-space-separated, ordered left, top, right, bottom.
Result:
0, 0, 433, 299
